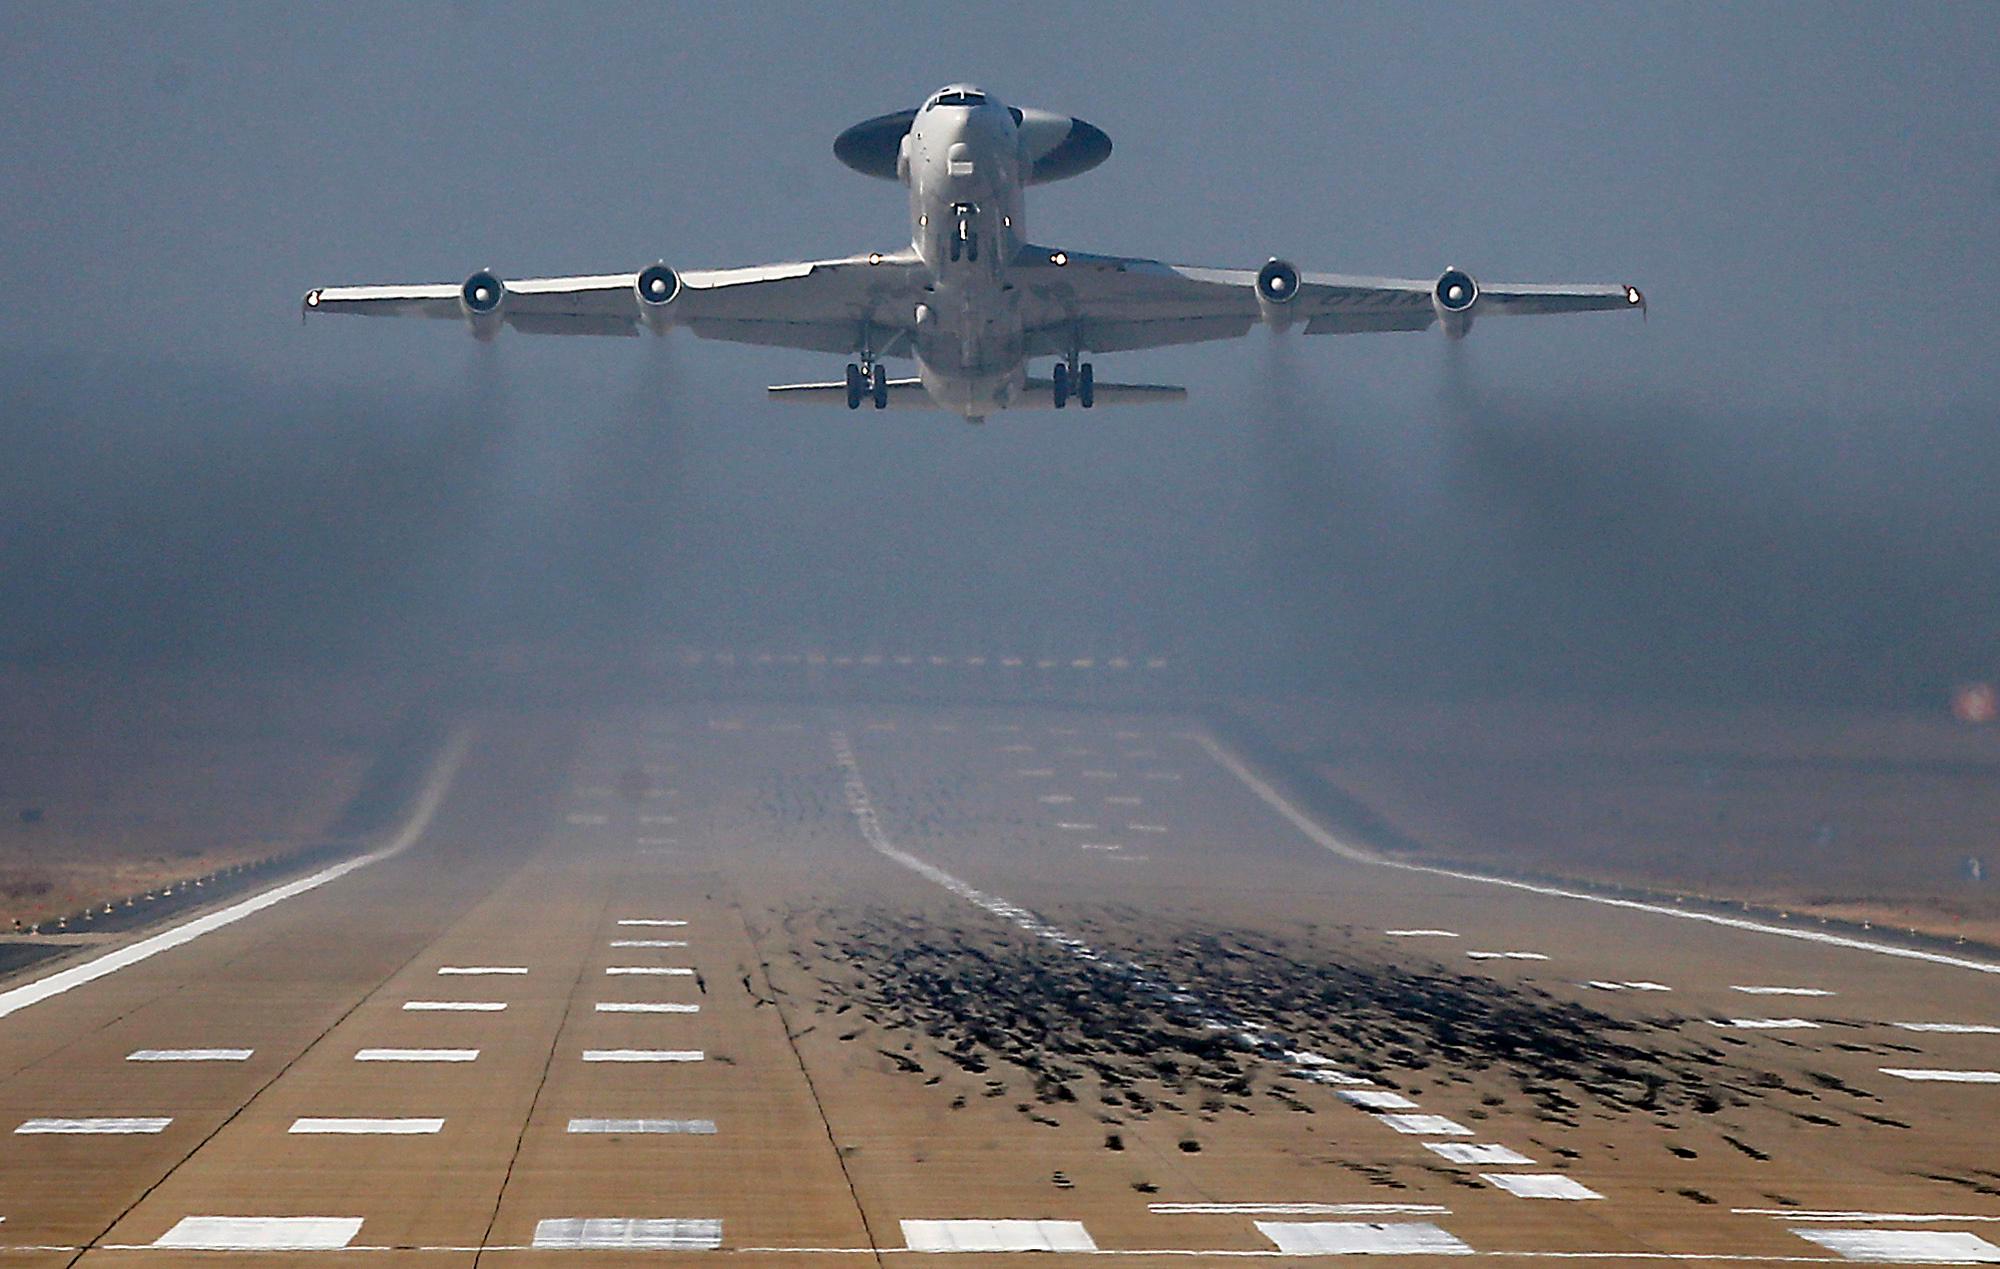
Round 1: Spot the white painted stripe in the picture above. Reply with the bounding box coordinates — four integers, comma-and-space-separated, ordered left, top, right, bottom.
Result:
1377, 1114, 1472, 1136
437, 966, 526, 976
595, 1002, 700, 1013
1881, 1068, 2000, 1083
1482, 1174, 1603, 1200
1736, 1210, 2000, 1223
1426, 1142, 1535, 1165
1386, 929, 1460, 938
1152, 1203, 1448, 1216
1734, 985, 1834, 996
1196, 729, 2000, 977
16, 1117, 171, 1134
1338, 1089, 1420, 1110
901, 1220, 1096, 1253
582, 1049, 704, 1062
1079, 843, 1124, 852
1128, 823, 1170, 834
403, 1001, 506, 1012
1896, 1023, 2000, 1034
1792, 1228, 2000, 1262
0, 734, 466, 1025
1015, 768, 1055, 778
618, 919, 688, 927
610, 939, 688, 948
288, 1118, 443, 1135
354, 1048, 477, 1062
1713, 1018, 1821, 1030
532, 1218, 721, 1250
606, 967, 694, 976
1467, 951, 1549, 961
567, 1118, 715, 1134
127, 1049, 251, 1062
1625, 980, 1674, 991
1257, 1222, 1473, 1256
1054, 822, 1098, 831
1105, 795, 1144, 805
154, 1217, 363, 1251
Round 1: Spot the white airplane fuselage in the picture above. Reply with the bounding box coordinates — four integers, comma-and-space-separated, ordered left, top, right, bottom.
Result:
902, 95, 1032, 418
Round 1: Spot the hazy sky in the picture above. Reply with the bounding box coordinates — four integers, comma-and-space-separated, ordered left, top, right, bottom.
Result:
1, 3, 1995, 699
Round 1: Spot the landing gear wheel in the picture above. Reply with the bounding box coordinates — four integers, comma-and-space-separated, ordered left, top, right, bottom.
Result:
870, 362, 888, 410
1052, 362, 1070, 409
844, 362, 863, 410
1078, 362, 1095, 409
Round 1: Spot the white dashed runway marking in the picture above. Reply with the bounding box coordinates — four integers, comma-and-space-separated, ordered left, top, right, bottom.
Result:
1377, 1114, 1473, 1136
1257, 1221, 1473, 1256
635, 836, 677, 847
1054, 822, 1098, 831
609, 939, 688, 948
1105, 795, 1143, 806
531, 1218, 721, 1250
618, 919, 688, 927
403, 1001, 506, 1012
1713, 1018, 1820, 1030
595, 1002, 699, 1013
606, 967, 694, 976
1586, 980, 1673, 992
568, 1118, 715, 1134
153, 1217, 363, 1251
1737, 1210, 2000, 1223
437, 966, 526, 976
288, 1118, 443, 1135
1733, 985, 1834, 996
354, 1049, 477, 1063
126, 1049, 251, 1062
1481, 1174, 1603, 1200
901, 1220, 1096, 1253
1426, 1142, 1535, 1165
1880, 1068, 2000, 1083
581, 1049, 704, 1063
1127, 823, 1170, 834
1385, 929, 1459, 938
1338, 1089, 1420, 1110
1150, 1203, 1449, 1216
1467, 951, 1549, 961
1896, 1022, 2000, 1034
1037, 794, 1074, 805
15, 1117, 171, 1134
1791, 1228, 2000, 1262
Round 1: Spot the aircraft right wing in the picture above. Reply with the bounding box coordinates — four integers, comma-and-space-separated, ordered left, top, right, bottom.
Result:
303, 252, 931, 354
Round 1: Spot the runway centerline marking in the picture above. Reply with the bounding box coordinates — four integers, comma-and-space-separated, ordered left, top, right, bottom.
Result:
354, 1048, 478, 1062
403, 1000, 506, 1011
288, 1118, 443, 1134
606, 966, 694, 976
127, 1049, 251, 1062
1193, 730, 2000, 977
618, 919, 688, 927
595, 1002, 700, 1013
16, 1117, 172, 1134
1713, 1018, 1820, 1030
568, 1118, 715, 1134
581, 1049, 704, 1062
1894, 1023, 2000, 1034
437, 966, 526, 976
609, 939, 688, 948
1879, 1068, 2000, 1083
1151, 1203, 1451, 1216
0, 732, 467, 1025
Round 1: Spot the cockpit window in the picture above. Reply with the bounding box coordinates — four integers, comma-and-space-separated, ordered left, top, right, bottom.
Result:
929, 90, 986, 108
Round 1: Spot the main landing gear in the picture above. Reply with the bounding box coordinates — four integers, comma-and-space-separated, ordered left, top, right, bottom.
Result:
845, 359, 888, 410
1052, 359, 1094, 409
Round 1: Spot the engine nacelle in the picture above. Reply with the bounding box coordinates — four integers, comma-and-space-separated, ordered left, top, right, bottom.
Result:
635, 262, 681, 332
1255, 257, 1303, 329
459, 269, 506, 339
1432, 267, 1479, 339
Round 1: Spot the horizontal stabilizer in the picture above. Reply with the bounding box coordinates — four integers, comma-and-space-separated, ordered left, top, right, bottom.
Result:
1021, 377, 1187, 407
766, 378, 936, 409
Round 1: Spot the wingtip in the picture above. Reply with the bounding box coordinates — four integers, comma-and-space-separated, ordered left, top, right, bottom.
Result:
300, 288, 322, 324
1625, 284, 1647, 320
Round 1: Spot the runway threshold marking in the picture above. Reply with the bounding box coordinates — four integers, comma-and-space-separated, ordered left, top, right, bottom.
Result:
1193, 730, 2000, 977
1789, 1228, 2000, 1262
152, 1217, 363, 1251
900, 1219, 1096, 1252
1481, 1174, 1605, 1200
531, 1218, 722, 1250
1427, 1143, 1535, 1165
0, 732, 468, 1024
1257, 1221, 1474, 1256
1151, 1203, 1450, 1216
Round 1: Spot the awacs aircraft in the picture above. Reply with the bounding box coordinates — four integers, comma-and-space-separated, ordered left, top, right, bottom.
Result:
303, 83, 1644, 422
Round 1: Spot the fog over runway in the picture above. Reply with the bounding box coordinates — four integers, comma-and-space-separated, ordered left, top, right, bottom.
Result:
2, 707, 1996, 1265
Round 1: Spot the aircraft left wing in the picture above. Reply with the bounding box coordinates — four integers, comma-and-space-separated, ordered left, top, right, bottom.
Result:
1012, 246, 1643, 357
302, 252, 930, 353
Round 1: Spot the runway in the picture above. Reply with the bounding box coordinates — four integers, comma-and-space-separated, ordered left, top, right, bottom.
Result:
2, 705, 1997, 1266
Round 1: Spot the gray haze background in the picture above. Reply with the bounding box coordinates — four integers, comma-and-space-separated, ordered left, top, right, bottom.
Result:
1, 2, 1995, 701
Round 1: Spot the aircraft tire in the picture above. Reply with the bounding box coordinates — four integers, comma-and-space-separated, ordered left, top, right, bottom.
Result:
871, 363, 888, 409
1053, 362, 1069, 409
845, 362, 863, 410
1079, 362, 1095, 409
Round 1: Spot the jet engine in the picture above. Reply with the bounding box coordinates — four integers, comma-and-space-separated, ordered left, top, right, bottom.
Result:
635, 262, 681, 332
1432, 267, 1479, 339
459, 269, 506, 339
1255, 257, 1303, 329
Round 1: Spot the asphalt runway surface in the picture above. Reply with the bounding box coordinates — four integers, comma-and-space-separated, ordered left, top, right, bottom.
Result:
2, 705, 1997, 1266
